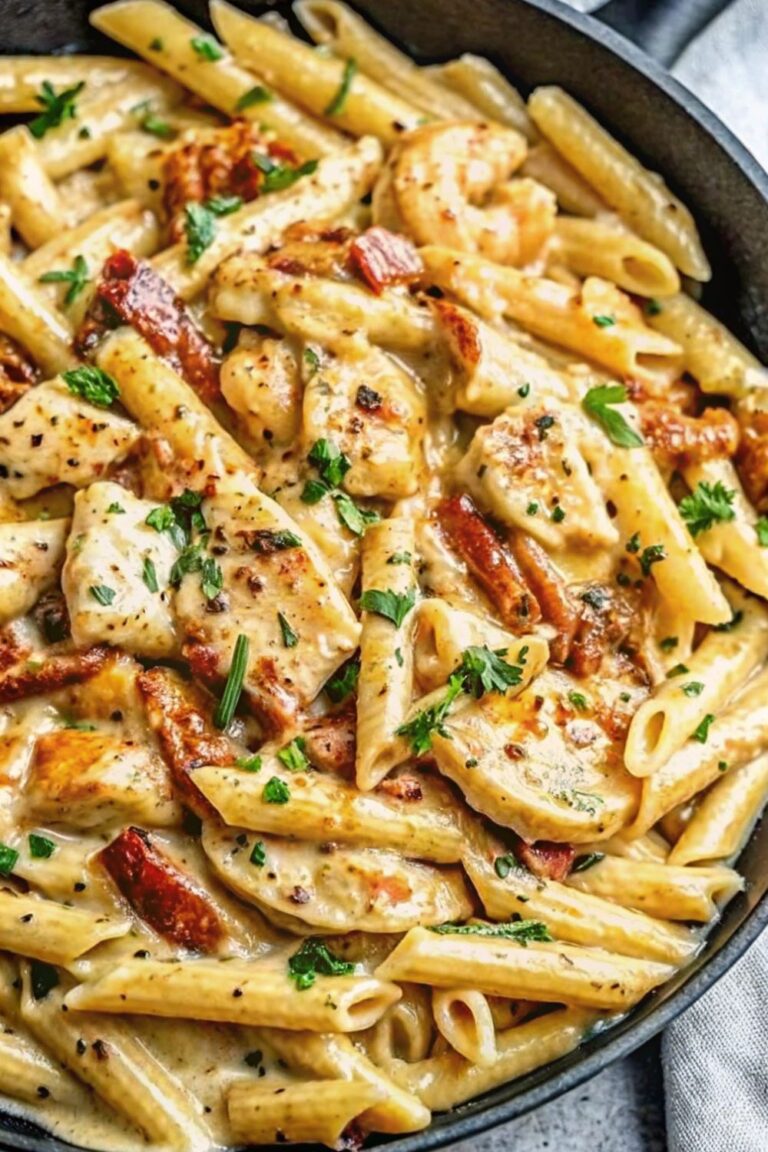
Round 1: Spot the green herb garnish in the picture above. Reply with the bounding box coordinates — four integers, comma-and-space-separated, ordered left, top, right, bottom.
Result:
287, 938, 354, 990
29, 80, 85, 139
213, 633, 249, 729
277, 611, 299, 648
679, 481, 736, 537
29, 834, 55, 859
89, 584, 115, 606
277, 737, 309, 772
39, 254, 90, 305
262, 776, 290, 804
360, 588, 416, 628
582, 383, 643, 449
324, 57, 357, 116
62, 365, 119, 408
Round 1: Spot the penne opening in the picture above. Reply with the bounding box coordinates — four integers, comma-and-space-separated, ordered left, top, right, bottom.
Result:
347, 988, 401, 1030
295, 1, 341, 40
621, 256, 672, 297
625, 704, 673, 776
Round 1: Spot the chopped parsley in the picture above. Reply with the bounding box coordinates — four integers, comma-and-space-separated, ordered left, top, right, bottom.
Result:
645, 298, 663, 316
140, 112, 176, 140
141, 556, 159, 593
39, 253, 90, 306
551, 505, 566, 523
756, 517, 768, 547
582, 383, 643, 449
387, 551, 412, 566
249, 840, 266, 867
236, 85, 272, 111
552, 788, 604, 816
667, 663, 690, 678
89, 584, 115, 606
190, 35, 224, 61
303, 347, 321, 375
534, 413, 556, 441
526, 502, 539, 516
571, 852, 604, 872
639, 543, 666, 577
277, 737, 309, 772
568, 691, 589, 711
592, 314, 616, 328
396, 645, 525, 755
692, 713, 715, 743
149, 37, 164, 50
184, 196, 243, 264
200, 557, 223, 601
247, 529, 302, 553
169, 543, 204, 588
0, 843, 18, 876
29, 80, 85, 139
681, 681, 704, 697
660, 636, 678, 651
300, 439, 379, 536
107, 502, 125, 515
213, 633, 249, 729
252, 151, 319, 194
494, 853, 523, 879
308, 438, 351, 488
517, 383, 531, 399
626, 532, 641, 554
277, 611, 299, 648
262, 776, 290, 804
29, 834, 55, 859
429, 920, 552, 945
718, 760, 729, 773
333, 491, 380, 536
324, 660, 359, 703
360, 587, 416, 628
679, 481, 736, 536
236, 754, 262, 773
62, 365, 120, 408
325, 57, 357, 116
288, 938, 354, 990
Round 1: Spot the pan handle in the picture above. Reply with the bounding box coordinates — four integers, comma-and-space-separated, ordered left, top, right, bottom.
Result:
594, 0, 735, 67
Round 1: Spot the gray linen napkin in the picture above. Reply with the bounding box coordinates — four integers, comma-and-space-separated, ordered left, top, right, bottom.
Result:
452, 4, 768, 1151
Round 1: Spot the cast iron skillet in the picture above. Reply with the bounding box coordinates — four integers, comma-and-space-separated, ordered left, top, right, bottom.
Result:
2, 0, 768, 1148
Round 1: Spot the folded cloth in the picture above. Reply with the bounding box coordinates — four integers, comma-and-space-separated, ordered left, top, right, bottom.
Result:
663, 927, 768, 1152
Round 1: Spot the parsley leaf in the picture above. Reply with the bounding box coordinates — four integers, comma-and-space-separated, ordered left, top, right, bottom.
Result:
592, 314, 616, 328
429, 920, 552, 945
571, 852, 604, 872
552, 788, 604, 816
645, 298, 663, 316
324, 660, 359, 703
0, 843, 19, 876
262, 776, 290, 804
387, 551, 412, 566
308, 439, 351, 488
494, 853, 523, 879
324, 57, 357, 116
756, 517, 768, 547
39, 254, 90, 306
249, 840, 266, 867
639, 543, 666, 577
236, 754, 262, 773
681, 681, 704, 697
582, 383, 643, 448
692, 714, 715, 743
660, 636, 678, 651
62, 366, 119, 408
169, 543, 204, 587
360, 587, 416, 628
304, 347, 321, 375
200, 557, 223, 601
140, 112, 176, 139
396, 674, 464, 756
679, 481, 736, 536
107, 502, 125, 515
332, 491, 380, 536
190, 35, 224, 61
141, 556, 159, 593
277, 737, 309, 772
236, 85, 272, 111
287, 938, 354, 990
568, 690, 589, 711
667, 663, 690, 678
252, 152, 319, 193
89, 584, 115, 606
184, 196, 243, 264
29, 833, 55, 859
29, 80, 85, 139
277, 611, 299, 648
457, 646, 524, 698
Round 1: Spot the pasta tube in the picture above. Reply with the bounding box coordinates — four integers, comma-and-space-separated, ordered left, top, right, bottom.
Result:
375, 927, 674, 1010
565, 856, 743, 922
428, 54, 536, 140
625, 586, 768, 775
356, 519, 417, 789
668, 753, 768, 866
90, 0, 344, 157
528, 86, 710, 280
431, 988, 497, 1067
0, 127, 65, 248
211, 2, 424, 141
65, 960, 400, 1032
551, 218, 680, 298
0, 253, 76, 376
682, 459, 768, 598
227, 1080, 385, 1147
630, 665, 768, 835
0, 891, 128, 965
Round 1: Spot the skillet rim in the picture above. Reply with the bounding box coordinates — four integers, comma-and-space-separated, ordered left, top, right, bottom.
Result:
0, 0, 766, 1148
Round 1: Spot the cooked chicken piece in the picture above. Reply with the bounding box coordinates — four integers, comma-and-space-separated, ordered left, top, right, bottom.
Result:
202, 822, 472, 935
301, 337, 425, 499
220, 329, 301, 446
62, 481, 178, 659
175, 475, 360, 729
0, 518, 69, 625
0, 379, 139, 500
638, 402, 739, 470
457, 404, 618, 551
0, 646, 110, 705
25, 728, 180, 828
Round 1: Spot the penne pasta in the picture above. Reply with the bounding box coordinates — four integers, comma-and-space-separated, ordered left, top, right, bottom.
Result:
564, 855, 743, 922
625, 586, 768, 775
0, 252, 76, 375
227, 1079, 386, 1147
668, 753, 768, 866
91, 0, 345, 157
211, 2, 424, 142
0, 126, 65, 248
551, 218, 681, 298
376, 927, 674, 1011
528, 86, 711, 280
431, 988, 497, 1067
428, 54, 536, 140
356, 518, 418, 789
681, 458, 768, 598
521, 140, 608, 217
0, 891, 129, 965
